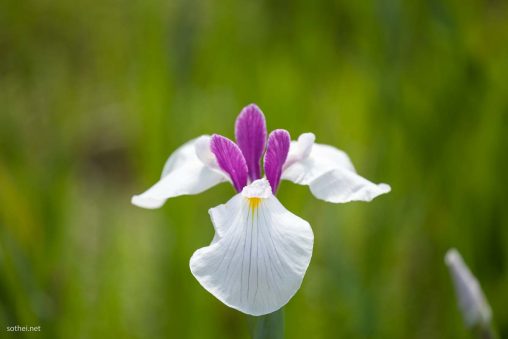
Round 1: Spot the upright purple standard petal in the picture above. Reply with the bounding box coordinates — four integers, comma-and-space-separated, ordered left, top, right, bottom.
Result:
264, 129, 290, 193
210, 135, 248, 192
235, 104, 267, 181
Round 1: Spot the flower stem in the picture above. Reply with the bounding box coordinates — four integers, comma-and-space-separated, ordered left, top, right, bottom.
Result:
247, 308, 284, 339
473, 324, 498, 339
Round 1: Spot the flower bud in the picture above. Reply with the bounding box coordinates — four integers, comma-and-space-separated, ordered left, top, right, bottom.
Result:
445, 248, 492, 328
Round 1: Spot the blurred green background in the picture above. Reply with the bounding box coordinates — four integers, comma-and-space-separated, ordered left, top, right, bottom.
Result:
1, 0, 507, 338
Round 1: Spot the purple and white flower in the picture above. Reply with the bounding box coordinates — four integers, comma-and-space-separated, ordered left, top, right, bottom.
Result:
132, 104, 390, 315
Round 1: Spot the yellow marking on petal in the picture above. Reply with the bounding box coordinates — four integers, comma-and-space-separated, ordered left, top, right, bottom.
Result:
248, 197, 261, 211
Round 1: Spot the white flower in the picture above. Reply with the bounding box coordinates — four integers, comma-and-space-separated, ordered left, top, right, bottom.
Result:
132, 104, 390, 315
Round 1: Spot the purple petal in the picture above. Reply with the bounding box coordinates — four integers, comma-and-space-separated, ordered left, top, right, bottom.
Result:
264, 129, 290, 193
235, 104, 267, 181
210, 134, 248, 192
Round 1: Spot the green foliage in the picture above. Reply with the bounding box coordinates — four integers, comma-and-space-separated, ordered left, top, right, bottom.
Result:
0, 0, 507, 338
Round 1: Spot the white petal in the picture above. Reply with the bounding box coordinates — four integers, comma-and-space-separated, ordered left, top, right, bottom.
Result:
284, 132, 317, 169
282, 134, 390, 203
131, 136, 227, 209
190, 178, 314, 315
194, 135, 221, 171
307, 169, 391, 203
445, 249, 492, 327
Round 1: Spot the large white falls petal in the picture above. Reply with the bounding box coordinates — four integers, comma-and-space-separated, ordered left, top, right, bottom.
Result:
190, 179, 314, 315
283, 134, 390, 203
131, 136, 227, 209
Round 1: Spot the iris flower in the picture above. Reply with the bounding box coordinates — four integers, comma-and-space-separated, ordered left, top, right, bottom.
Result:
445, 248, 492, 328
132, 104, 390, 315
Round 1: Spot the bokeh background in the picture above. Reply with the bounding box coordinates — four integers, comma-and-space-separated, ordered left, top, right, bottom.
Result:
1, 0, 508, 338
